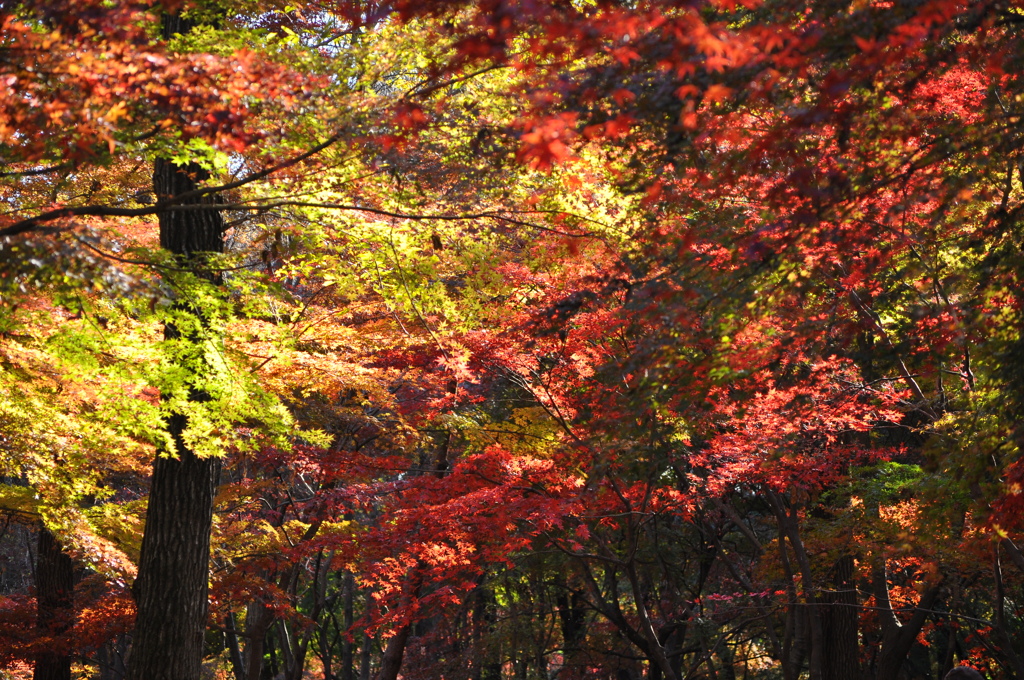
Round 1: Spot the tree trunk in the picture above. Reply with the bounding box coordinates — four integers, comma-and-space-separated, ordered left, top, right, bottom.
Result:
992, 544, 1024, 680
266, 628, 279, 680
472, 585, 501, 680
226, 614, 245, 680
125, 142, 225, 678
374, 572, 421, 680
767, 490, 819, 680
556, 586, 586, 675
244, 604, 273, 680
96, 636, 128, 680
34, 527, 74, 680
820, 555, 859, 680
360, 590, 373, 680
375, 625, 412, 680
342, 572, 355, 680
153, 157, 226, 266
873, 560, 942, 680
126, 421, 221, 680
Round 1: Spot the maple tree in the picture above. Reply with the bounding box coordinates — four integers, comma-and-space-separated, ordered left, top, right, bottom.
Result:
3, 0, 1024, 679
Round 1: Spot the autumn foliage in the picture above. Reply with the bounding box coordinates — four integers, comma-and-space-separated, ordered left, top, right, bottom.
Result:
1, 0, 1024, 679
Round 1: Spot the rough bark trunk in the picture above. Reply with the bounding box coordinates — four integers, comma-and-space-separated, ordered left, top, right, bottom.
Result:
244, 604, 272, 680
126, 419, 221, 680
153, 157, 226, 266
34, 527, 74, 680
125, 137, 225, 678
820, 555, 859, 680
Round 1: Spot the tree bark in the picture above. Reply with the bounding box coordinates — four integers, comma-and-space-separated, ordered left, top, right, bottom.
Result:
153, 158, 226, 266
34, 527, 74, 680
820, 555, 859, 680
126, 418, 221, 680
872, 560, 942, 680
225, 613, 245, 680
244, 604, 273, 680
375, 624, 412, 680
767, 490, 821, 680
992, 544, 1024, 680
360, 590, 373, 680
374, 572, 422, 680
125, 147, 225, 677
342, 572, 356, 680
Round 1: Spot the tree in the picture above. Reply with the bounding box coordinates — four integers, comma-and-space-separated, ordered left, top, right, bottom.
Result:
34, 528, 74, 680
1, 1, 346, 677
5, 0, 1024, 678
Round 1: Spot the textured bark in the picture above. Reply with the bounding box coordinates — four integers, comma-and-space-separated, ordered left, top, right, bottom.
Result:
125, 134, 225, 680
34, 527, 74, 680
125, 417, 221, 680
154, 158, 225, 267
244, 604, 272, 680
820, 555, 859, 680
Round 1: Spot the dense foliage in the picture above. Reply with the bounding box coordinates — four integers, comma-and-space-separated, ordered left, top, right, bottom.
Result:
1, 0, 1024, 679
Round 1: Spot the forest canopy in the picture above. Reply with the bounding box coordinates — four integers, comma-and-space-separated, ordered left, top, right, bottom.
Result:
1, 0, 1024, 679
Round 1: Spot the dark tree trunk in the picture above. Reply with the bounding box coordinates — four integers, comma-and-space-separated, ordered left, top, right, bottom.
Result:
820, 555, 859, 680
767, 491, 814, 680
375, 624, 412, 680
360, 589, 373, 680
125, 152, 225, 679
126, 420, 221, 680
154, 158, 225, 266
556, 587, 586, 656
226, 613, 245, 680
873, 561, 942, 680
244, 604, 273, 680
96, 636, 128, 680
34, 527, 74, 680
342, 571, 356, 680
992, 544, 1024, 680
472, 585, 501, 680
374, 572, 421, 680
266, 628, 279, 680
